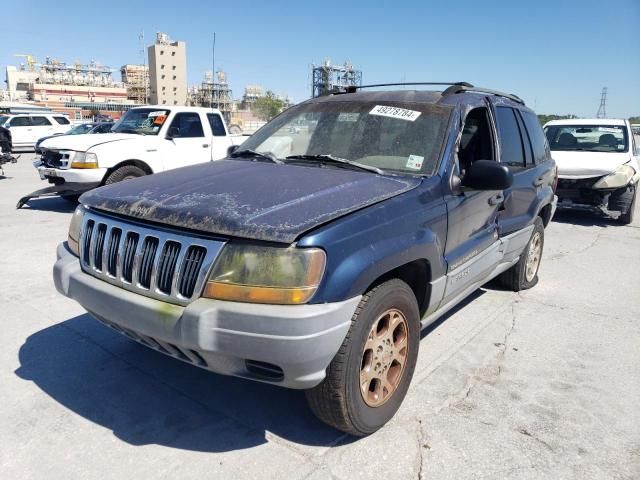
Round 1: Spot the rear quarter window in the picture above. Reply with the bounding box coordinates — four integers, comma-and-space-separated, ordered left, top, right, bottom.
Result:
53, 116, 70, 125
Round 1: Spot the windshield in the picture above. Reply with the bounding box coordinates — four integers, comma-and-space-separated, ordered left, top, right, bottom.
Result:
238, 100, 453, 175
68, 124, 94, 135
111, 108, 170, 135
545, 124, 628, 153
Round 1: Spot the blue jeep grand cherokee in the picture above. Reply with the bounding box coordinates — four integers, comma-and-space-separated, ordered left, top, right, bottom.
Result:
54, 83, 557, 436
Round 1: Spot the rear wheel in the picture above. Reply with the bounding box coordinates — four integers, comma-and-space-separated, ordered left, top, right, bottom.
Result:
104, 165, 146, 185
497, 217, 544, 291
305, 279, 420, 436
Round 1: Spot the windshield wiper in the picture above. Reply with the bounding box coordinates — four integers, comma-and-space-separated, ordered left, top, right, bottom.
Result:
285, 154, 383, 175
231, 149, 283, 164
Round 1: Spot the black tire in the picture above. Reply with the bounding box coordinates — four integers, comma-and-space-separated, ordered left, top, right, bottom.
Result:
497, 217, 545, 291
104, 165, 146, 185
618, 187, 636, 225
305, 279, 420, 436
61, 194, 80, 203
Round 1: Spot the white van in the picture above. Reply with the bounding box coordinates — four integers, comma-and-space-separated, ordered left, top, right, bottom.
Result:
0, 113, 71, 149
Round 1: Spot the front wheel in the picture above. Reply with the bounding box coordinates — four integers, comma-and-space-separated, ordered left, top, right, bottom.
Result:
104, 165, 146, 185
305, 279, 420, 436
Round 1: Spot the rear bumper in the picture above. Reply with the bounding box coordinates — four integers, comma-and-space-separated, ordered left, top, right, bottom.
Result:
53, 242, 359, 389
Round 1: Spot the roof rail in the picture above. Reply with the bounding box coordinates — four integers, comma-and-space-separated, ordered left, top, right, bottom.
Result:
442, 84, 525, 105
332, 82, 474, 95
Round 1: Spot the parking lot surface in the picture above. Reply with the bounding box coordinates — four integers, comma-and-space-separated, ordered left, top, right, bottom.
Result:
1, 156, 639, 479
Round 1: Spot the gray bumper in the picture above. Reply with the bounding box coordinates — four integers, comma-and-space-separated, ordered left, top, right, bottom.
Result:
54, 242, 360, 389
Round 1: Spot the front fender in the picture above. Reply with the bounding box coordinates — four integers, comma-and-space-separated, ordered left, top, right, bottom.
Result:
298, 180, 447, 303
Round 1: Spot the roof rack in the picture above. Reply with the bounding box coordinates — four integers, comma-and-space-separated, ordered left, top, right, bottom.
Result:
332, 82, 474, 95
441, 84, 525, 105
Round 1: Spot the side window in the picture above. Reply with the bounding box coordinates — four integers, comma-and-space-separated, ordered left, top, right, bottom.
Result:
10, 116, 31, 127
53, 116, 70, 125
495, 107, 525, 169
520, 111, 549, 164
31, 116, 52, 126
514, 111, 533, 167
458, 107, 495, 176
206, 113, 226, 136
168, 112, 204, 138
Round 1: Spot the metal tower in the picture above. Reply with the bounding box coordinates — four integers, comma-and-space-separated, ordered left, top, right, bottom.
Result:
312, 59, 362, 97
596, 87, 607, 118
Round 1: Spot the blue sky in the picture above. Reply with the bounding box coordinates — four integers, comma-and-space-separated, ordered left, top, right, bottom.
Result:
3, 0, 639, 117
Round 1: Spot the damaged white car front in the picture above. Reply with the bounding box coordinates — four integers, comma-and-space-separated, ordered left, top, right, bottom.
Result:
544, 119, 639, 224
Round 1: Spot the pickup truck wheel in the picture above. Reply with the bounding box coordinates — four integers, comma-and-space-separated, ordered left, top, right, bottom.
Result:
104, 165, 146, 185
305, 279, 420, 436
497, 217, 544, 291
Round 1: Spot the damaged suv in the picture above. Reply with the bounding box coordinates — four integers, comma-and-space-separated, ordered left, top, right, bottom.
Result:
544, 118, 639, 223
54, 83, 557, 436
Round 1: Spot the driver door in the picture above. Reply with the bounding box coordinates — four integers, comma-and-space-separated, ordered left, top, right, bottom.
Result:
163, 112, 211, 170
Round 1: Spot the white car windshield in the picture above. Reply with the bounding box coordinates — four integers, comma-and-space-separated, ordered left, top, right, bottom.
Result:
238, 101, 453, 175
545, 124, 628, 153
111, 108, 170, 136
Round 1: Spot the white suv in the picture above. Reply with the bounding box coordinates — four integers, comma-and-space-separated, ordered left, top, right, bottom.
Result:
0, 113, 71, 150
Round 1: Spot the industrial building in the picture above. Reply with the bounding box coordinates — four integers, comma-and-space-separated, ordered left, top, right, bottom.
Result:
190, 70, 234, 115
120, 64, 149, 104
312, 59, 362, 97
148, 32, 187, 106
4, 56, 135, 120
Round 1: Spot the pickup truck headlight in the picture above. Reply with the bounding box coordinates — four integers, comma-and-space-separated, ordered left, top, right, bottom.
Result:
68, 205, 86, 256
593, 164, 635, 189
203, 244, 326, 304
71, 151, 98, 169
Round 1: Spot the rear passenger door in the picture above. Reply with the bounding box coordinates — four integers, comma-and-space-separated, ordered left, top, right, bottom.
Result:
206, 113, 231, 160
494, 106, 546, 235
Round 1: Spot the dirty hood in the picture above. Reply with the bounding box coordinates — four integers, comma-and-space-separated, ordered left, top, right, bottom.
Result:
80, 160, 421, 243
551, 150, 631, 179
39, 133, 138, 152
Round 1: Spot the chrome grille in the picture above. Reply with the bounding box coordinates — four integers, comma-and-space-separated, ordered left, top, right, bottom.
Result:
79, 210, 225, 305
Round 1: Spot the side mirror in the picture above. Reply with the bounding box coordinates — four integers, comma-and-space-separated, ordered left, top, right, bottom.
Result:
462, 160, 513, 190
227, 144, 239, 157
166, 126, 179, 139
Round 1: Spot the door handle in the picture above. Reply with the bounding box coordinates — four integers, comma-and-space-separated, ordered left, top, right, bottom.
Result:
488, 193, 504, 206
202, 144, 210, 148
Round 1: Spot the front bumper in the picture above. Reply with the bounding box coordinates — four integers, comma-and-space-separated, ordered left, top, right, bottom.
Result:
53, 242, 359, 389
35, 160, 106, 185
556, 177, 636, 217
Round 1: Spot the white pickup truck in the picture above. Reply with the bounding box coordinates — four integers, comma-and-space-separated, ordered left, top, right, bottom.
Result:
18, 106, 244, 207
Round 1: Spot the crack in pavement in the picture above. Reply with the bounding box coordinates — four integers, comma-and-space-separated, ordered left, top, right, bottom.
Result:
516, 427, 554, 452
548, 228, 604, 261
415, 419, 428, 480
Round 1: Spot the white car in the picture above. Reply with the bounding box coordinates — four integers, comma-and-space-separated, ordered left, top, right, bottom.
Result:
544, 118, 640, 224
0, 113, 71, 149
18, 106, 244, 207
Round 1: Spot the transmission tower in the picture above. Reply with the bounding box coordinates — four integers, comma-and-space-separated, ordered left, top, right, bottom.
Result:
596, 87, 607, 118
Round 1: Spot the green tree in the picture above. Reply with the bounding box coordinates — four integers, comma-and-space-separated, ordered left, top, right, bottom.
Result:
628, 116, 640, 124
252, 91, 285, 121
537, 114, 577, 126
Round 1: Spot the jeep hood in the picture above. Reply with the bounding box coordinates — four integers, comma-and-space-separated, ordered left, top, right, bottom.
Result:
39, 133, 138, 151
80, 160, 421, 243
551, 150, 631, 179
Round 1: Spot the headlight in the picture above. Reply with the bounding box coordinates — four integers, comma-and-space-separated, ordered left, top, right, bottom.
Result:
203, 244, 326, 304
68, 205, 86, 256
593, 164, 635, 189
71, 151, 98, 169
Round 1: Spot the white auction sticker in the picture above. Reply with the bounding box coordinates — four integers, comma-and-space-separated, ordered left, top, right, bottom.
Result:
338, 112, 359, 122
148, 111, 166, 117
406, 155, 424, 170
369, 105, 421, 122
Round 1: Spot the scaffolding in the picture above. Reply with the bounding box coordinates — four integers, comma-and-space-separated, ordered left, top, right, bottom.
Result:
120, 64, 149, 104
35, 57, 122, 88
312, 59, 362, 97
192, 70, 234, 117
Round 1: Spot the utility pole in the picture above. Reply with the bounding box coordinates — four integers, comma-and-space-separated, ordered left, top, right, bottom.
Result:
139, 30, 148, 104
211, 33, 216, 109
596, 87, 607, 119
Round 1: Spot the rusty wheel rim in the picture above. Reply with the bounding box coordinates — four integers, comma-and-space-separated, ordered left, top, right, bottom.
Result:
360, 308, 409, 407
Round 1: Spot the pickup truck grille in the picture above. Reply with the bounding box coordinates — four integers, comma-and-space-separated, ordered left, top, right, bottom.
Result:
79, 210, 225, 305
41, 150, 64, 168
